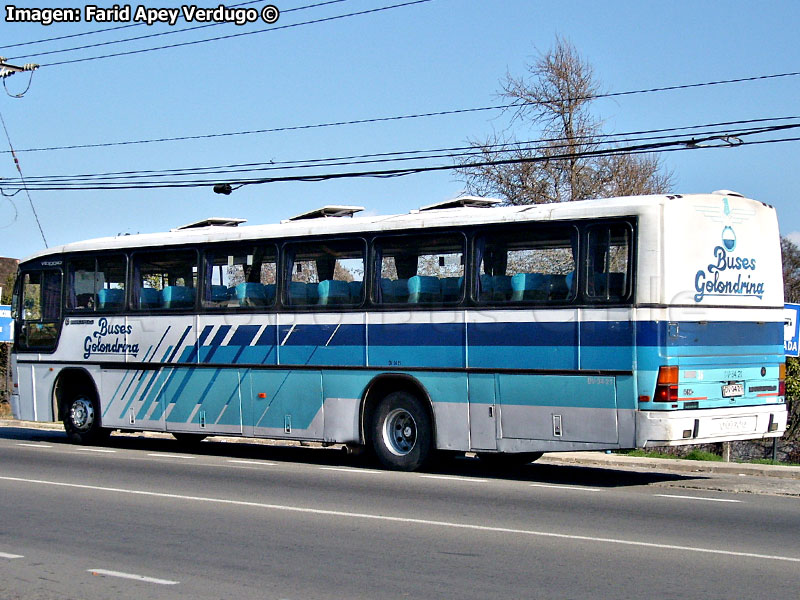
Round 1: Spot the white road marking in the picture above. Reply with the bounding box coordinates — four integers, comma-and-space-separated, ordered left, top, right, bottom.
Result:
2, 475, 795, 564
227, 460, 277, 466
320, 467, 382, 474
146, 453, 196, 460
654, 494, 742, 503
0, 552, 24, 559
77, 448, 117, 454
420, 475, 488, 483
88, 569, 179, 585
16, 443, 52, 448
529, 483, 601, 492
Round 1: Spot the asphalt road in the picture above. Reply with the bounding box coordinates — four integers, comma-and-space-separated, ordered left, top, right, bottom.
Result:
1, 426, 798, 600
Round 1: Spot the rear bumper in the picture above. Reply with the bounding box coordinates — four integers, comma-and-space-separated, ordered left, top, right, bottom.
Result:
636, 404, 787, 447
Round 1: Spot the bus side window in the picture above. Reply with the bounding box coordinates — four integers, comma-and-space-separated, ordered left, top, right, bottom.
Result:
373, 233, 465, 306
67, 255, 126, 312
284, 239, 365, 308
586, 224, 632, 302
202, 244, 277, 309
132, 249, 198, 310
476, 226, 577, 304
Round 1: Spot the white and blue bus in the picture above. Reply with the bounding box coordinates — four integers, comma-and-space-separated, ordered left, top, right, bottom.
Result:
9, 191, 788, 470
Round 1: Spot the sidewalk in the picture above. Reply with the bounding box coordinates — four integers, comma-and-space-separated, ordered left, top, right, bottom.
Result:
3, 418, 799, 480
540, 451, 800, 480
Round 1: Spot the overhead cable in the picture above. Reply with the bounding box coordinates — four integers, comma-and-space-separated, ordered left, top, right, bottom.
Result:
6, 72, 800, 154
5, 124, 799, 192
23, 0, 433, 67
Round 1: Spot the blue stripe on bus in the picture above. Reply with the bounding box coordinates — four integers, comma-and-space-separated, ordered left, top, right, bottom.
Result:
229, 325, 260, 347
157, 320, 784, 373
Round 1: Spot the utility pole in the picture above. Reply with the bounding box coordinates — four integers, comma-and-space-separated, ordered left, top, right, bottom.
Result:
0, 58, 39, 80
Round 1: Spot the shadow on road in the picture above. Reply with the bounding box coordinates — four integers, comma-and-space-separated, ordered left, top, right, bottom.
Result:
0, 424, 702, 489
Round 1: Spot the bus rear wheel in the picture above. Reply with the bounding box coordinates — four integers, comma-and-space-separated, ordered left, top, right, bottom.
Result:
63, 389, 109, 444
370, 392, 432, 471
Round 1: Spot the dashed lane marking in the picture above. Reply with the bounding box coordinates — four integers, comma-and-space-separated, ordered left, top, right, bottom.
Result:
2, 475, 794, 563
88, 569, 179, 585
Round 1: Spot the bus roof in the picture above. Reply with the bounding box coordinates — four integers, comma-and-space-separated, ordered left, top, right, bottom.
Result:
20, 191, 773, 263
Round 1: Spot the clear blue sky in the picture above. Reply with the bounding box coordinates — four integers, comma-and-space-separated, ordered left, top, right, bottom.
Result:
1, 0, 799, 260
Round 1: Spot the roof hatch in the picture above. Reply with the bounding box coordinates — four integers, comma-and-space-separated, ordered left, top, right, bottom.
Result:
418, 196, 502, 212
286, 205, 364, 221
173, 217, 247, 231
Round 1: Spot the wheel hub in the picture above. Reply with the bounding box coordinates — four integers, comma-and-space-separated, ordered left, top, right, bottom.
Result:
70, 397, 95, 432
383, 408, 417, 456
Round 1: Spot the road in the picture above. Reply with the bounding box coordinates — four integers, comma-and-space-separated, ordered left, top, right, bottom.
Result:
1, 425, 798, 599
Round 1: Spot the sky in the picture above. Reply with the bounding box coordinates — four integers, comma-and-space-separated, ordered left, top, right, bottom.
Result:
1, 0, 799, 261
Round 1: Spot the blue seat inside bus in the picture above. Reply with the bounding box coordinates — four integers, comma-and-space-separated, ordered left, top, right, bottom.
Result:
318, 280, 351, 305
547, 274, 570, 299
348, 281, 363, 302
479, 275, 512, 301
380, 278, 408, 303
97, 288, 124, 309
139, 287, 162, 309
591, 272, 625, 297
440, 276, 463, 302
234, 282, 273, 307
408, 275, 440, 303
288, 281, 319, 305
209, 284, 229, 303
162, 286, 195, 308
511, 273, 550, 301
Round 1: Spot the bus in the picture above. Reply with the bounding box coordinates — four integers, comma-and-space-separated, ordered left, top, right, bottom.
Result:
8, 191, 788, 470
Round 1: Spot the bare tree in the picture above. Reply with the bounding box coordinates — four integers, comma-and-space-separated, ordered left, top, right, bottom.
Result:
782, 236, 800, 303
459, 37, 672, 204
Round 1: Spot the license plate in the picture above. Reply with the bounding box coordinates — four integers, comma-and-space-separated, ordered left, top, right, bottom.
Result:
711, 416, 757, 434
722, 383, 744, 398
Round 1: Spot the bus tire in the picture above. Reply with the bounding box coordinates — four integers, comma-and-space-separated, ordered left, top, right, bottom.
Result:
63, 389, 109, 445
370, 391, 432, 471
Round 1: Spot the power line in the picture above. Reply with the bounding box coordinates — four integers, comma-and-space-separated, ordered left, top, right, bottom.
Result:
7, 0, 351, 60
27, 0, 433, 67
5, 124, 798, 192
0, 0, 274, 51
9, 117, 800, 186
0, 109, 47, 245
7, 71, 800, 155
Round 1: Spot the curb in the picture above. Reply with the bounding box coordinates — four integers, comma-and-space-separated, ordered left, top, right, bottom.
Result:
2, 419, 798, 479
540, 452, 800, 480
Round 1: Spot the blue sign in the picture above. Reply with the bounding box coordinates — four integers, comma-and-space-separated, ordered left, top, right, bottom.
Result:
0, 304, 11, 343
786, 303, 800, 357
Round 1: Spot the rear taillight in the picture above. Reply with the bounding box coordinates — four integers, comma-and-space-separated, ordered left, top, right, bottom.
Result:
779, 362, 786, 397
653, 366, 679, 404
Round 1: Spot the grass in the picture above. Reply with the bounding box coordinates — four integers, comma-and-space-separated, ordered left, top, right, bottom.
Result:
618, 448, 800, 466
620, 448, 723, 462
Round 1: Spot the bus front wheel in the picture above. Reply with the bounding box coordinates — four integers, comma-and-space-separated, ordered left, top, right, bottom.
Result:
370, 392, 432, 471
63, 389, 108, 444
